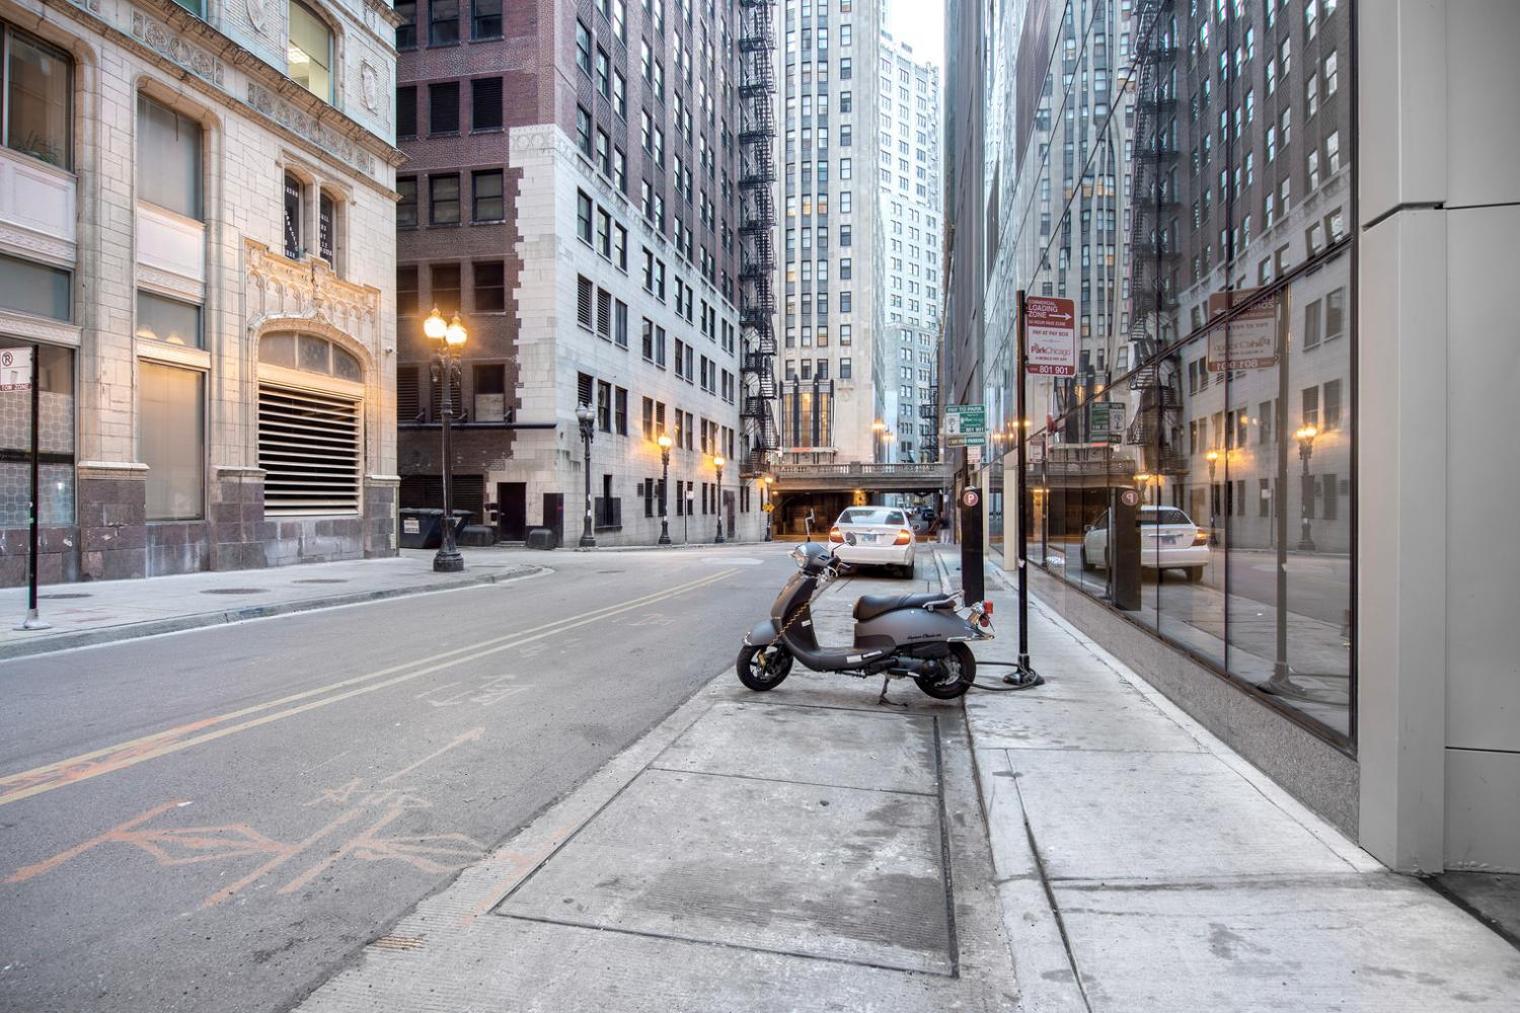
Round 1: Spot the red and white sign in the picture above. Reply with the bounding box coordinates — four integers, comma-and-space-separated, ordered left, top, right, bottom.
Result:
1024, 296, 1077, 376
0, 348, 33, 392
1205, 289, 1278, 371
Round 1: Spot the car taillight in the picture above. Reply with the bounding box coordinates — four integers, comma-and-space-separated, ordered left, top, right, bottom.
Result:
894, 528, 913, 545
1193, 530, 1210, 545
829, 527, 844, 543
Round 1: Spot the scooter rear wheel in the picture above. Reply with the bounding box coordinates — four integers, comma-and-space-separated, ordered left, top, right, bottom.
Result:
914, 642, 976, 699
737, 643, 794, 691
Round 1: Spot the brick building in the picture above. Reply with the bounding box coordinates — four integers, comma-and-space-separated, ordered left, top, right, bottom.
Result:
394, 0, 767, 545
0, 0, 402, 586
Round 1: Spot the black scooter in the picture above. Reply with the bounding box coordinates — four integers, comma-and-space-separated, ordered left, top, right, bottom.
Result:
737, 534, 994, 700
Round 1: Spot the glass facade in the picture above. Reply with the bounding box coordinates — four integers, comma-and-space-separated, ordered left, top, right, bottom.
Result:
981, 0, 1354, 744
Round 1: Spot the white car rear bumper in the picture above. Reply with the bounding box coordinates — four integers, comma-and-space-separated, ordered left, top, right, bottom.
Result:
833, 542, 915, 567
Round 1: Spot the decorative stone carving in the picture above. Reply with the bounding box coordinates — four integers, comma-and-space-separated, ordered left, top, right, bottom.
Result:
131, 11, 226, 88
244, 239, 381, 334
246, 0, 272, 36
360, 62, 382, 115
246, 83, 377, 176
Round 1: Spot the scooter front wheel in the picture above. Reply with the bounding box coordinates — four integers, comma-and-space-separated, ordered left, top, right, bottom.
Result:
737, 643, 794, 692
915, 643, 976, 700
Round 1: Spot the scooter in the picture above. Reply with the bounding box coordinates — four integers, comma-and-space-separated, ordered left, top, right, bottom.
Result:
737, 526, 995, 701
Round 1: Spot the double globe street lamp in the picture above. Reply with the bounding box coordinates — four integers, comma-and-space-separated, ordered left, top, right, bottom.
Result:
424, 307, 468, 573
713, 455, 726, 544
1295, 424, 1319, 551
575, 402, 596, 548
656, 433, 673, 545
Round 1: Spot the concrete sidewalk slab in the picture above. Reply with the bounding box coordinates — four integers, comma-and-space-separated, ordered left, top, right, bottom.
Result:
939, 548, 1520, 1011
0, 549, 545, 660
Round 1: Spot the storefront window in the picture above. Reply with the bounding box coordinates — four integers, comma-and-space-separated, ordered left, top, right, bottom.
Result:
3, 26, 71, 169
0, 341, 74, 527
984, 0, 1355, 744
140, 361, 205, 520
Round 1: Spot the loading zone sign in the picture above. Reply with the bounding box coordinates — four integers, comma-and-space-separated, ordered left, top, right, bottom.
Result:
1024, 296, 1077, 376
1206, 288, 1278, 371
0, 348, 33, 391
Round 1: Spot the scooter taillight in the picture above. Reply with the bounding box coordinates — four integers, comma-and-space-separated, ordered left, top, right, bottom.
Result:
829, 527, 844, 543
983, 601, 994, 615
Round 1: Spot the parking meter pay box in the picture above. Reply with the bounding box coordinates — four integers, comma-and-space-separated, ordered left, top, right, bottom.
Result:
1109, 487, 1143, 611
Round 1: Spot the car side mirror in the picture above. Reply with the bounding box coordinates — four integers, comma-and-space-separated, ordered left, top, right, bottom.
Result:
1083, 524, 1093, 533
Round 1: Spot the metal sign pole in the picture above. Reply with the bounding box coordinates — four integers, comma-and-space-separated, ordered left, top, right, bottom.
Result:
18, 344, 49, 631
1008, 291, 1040, 686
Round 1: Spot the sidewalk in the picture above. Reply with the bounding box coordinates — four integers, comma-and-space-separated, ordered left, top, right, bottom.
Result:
0, 550, 544, 660
942, 550, 1520, 1011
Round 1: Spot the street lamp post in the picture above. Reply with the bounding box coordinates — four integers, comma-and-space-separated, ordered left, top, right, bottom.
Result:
760, 474, 773, 542
656, 433, 673, 545
713, 455, 726, 543
575, 402, 596, 548
425, 307, 468, 573
1205, 448, 1220, 545
1295, 425, 1318, 551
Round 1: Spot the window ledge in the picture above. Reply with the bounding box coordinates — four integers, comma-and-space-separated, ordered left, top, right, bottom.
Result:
136, 338, 210, 370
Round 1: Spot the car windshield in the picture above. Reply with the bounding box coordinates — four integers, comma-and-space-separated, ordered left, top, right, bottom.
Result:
839, 508, 906, 526
1140, 508, 1193, 527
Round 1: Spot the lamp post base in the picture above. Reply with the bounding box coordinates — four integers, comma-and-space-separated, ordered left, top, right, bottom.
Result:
433, 548, 465, 573
579, 534, 597, 548
1297, 537, 1317, 551
658, 520, 671, 545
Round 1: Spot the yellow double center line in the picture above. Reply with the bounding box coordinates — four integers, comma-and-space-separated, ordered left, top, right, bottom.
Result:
0, 568, 738, 808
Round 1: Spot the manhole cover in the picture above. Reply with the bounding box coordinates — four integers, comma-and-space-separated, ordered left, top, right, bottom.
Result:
294, 578, 349, 584
201, 588, 268, 595
39, 592, 92, 600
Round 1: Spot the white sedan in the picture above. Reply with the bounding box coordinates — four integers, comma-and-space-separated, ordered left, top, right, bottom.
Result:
829, 507, 917, 579
1080, 505, 1210, 581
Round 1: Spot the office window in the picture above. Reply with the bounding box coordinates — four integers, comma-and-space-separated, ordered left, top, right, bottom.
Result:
320, 190, 341, 266
576, 275, 593, 328
474, 261, 505, 312
429, 0, 459, 44
288, 1, 334, 101
395, 0, 416, 48
1325, 288, 1346, 342
283, 173, 304, 258
396, 265, 419, 316
575, 19, 592, 76
577, 190, 593, 243
397, 176, 418, 227
1323, 379, 1342, 431
137, 94, 201, 219
576, 104, 593, 158
471, 77, 502, 130
613, 299, 628, 347
135, 291, 202, 348
429, 174, 460, 224
471, 0, 501, 38
472, 169, 503, 221
429, 81, 459, 134
397, 85, 417, 137
431, 263, 461, 313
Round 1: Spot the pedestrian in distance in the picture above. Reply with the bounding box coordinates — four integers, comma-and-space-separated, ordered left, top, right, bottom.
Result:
938, 512, 953, 544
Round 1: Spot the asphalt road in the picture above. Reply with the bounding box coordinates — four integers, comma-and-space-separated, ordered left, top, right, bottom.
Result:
0, 545, 794, 1013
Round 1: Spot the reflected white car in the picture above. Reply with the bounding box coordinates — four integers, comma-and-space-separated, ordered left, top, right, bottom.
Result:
1080, 505, 1210, 581
829, 507, 917, 579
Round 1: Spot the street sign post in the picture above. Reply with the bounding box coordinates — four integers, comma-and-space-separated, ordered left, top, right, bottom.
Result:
6, 346, 49, 631
1006, 292, 1044, 688
1089, 400, 1126, 445
1024, 296, 1077, 377
944, 403, 986, 447
1206, 288, 1278, 371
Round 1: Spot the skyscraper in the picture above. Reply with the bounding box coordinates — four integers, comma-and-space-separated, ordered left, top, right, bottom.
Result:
393, 0, 768, 544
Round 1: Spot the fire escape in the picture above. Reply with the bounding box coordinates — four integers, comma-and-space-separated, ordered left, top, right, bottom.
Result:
736, 0, 779, 477
1125, 0, 1187, 476
919, 384, 940, 463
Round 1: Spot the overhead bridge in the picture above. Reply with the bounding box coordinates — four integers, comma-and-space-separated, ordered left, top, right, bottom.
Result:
770, 462, 952, 495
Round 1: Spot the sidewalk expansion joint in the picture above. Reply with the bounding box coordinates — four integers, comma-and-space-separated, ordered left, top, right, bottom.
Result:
1014, 774, 1095, 1013
496, 911, 961, 978
643, 765, 940, 798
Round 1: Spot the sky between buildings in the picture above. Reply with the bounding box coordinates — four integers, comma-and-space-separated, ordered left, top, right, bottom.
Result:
885, 0, 945, 69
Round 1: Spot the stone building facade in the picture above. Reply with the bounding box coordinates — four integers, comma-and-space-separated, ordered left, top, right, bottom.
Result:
393, 0, 766, 546
0, 0, 402, 585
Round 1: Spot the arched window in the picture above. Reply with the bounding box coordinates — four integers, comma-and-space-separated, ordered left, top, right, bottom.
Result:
287, 1, 334, 102
258, 333, 363, 515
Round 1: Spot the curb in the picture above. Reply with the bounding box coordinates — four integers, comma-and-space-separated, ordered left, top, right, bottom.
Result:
0, 564, 547, 662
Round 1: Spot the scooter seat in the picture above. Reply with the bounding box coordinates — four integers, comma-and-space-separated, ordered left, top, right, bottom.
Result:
852, 592, 952, 622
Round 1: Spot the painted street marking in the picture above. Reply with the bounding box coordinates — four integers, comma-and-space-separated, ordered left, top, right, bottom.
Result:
380, 727, 484, 784
0, 569, 737, 808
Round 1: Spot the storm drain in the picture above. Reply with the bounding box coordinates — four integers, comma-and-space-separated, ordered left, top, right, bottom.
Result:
200, 588, 269, 596
294, 579, 350, 584
39, 593, 91, 600
369, 935, 425, 952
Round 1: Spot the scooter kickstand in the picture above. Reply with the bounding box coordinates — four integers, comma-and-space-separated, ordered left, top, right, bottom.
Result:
876, 675, 908, 708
